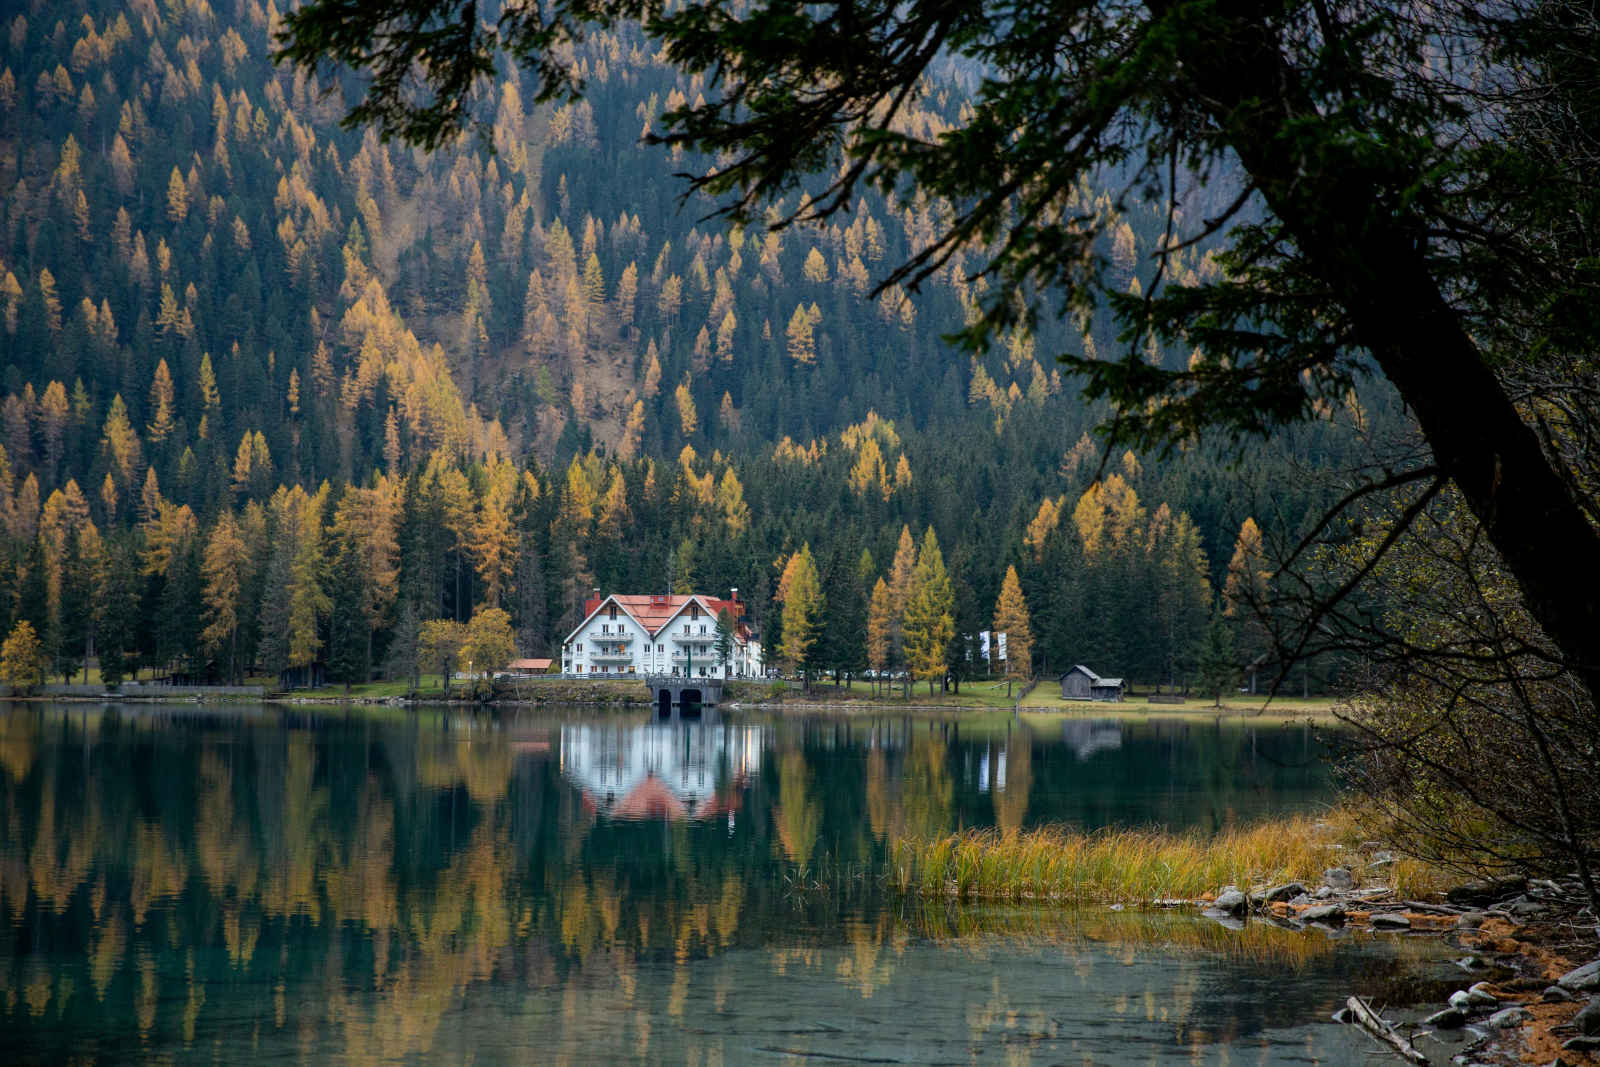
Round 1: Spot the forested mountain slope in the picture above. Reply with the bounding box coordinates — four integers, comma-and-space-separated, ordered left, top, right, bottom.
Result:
0, 0, 1388, 686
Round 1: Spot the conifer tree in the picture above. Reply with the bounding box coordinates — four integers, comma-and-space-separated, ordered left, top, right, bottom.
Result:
779, 543, 824, 685
992, 564, 1033, 680
1222, 517, 1271, 690
100, 394, 142, 488
903, 528, 955, 693
147, 359, 176, 445
867, 576, 893, 694
674, 382, 698, 436
200, 510, 248, 681
785, 304, 816, 364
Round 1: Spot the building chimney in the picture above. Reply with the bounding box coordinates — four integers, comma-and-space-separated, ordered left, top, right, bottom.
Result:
730, 587, 738, 601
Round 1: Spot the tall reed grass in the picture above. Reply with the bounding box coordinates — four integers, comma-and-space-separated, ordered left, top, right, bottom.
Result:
889, 810, 1450, 904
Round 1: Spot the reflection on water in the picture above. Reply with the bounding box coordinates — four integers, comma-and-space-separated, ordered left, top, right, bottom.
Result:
0, 704, 1449, 1064
561, 722, 762, 821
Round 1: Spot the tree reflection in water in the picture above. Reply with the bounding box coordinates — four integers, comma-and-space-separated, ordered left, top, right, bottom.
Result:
0, 704, 1439, 1064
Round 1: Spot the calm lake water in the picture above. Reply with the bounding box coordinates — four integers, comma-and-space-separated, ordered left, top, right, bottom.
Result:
0, 703, 1459, 1064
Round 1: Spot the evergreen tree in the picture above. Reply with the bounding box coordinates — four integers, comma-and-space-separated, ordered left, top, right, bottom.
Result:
714, 607, 735, 677
1196, 611, 1238, 708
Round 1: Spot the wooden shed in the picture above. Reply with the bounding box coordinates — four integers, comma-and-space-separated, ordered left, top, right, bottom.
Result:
1059, 664, 1125, 702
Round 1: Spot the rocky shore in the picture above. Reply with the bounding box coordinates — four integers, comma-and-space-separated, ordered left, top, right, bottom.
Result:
1198, 865, 1598, 1064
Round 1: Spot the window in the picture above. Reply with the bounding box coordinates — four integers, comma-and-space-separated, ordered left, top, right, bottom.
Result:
657, 644, 664, 652
700, 624, 707, 634
601, 623, 608, 634
576, 643, 583, 652
608, 604, 618, 620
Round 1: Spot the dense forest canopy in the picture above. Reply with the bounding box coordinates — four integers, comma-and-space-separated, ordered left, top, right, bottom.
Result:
0, 0, 1390, 691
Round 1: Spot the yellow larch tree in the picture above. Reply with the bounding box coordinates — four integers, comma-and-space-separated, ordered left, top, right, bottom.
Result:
902, 528, 955, 693
1023, 497, 1062, 561
146, 358, 175, 444
785, 304, 816, 364
991, 565, 1033, 679
200, 510, 249, 680
334, 475, 403, 651
779, 543, 824, 681
100, 394, 142, 488
674, 381, 698, 436
471, 459, 520, 609
715, 468, 749, 535
866, 577, 893, 691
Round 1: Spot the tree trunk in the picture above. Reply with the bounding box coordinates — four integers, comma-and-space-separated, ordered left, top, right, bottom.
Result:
1177, 0, 1600, 706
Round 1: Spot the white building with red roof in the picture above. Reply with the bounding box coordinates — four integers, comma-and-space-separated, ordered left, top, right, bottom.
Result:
559, 591, 764, 678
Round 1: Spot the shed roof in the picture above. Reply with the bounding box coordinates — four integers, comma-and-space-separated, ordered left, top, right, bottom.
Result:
1061, 665, 1123, 687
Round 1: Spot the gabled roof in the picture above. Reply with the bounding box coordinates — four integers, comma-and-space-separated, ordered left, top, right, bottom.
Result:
564, 593, 746, 646
1062, 664, 1124, 687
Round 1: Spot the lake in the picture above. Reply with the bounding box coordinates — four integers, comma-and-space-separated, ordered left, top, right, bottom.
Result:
0, 703, 1459, 1064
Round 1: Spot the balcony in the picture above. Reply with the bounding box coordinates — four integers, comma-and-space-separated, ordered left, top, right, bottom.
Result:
590, 650, 635, 664
672, 632, 715, 646
593, 630, 634, 642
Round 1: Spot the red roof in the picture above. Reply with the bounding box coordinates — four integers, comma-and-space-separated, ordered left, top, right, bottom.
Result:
580, 594, 743, 637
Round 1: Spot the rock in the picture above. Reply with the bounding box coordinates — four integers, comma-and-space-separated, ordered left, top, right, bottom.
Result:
1574, 997, 1600, 1036
1324, 866, 1354, 890
1331, 1007, 1353, 1024
1449, 990, 1475, 1010
1108, 903, 1124, 911
1260, 882, 1306, 904
1466, 983, 1499, 1006
1486, 1006, 1529, 1029
1370, 912, 1412, 929
1448, 876, 1528, 907
1302, 904, 1345, 925
1456, 911, 1487, 930
1314, 885, 1335, 899
1558, 960, 1600, 992
1562, 1036, 1600, 1053
1543, 986, 1577, 1003
1425, 1006, 1467, 1028
1213, 889, 1248, 916
1370, 850, 1396, 866
1201, 911, 1246, 930
1507, 896, 1548, 917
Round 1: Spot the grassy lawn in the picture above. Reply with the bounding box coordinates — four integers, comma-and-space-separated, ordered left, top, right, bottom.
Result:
280, 674, 451, 699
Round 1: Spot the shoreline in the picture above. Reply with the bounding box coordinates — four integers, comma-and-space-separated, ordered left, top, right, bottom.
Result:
889, 823, 1598, 1063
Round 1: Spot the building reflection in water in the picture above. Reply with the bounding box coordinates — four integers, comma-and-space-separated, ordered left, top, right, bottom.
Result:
559, 721, 764, 821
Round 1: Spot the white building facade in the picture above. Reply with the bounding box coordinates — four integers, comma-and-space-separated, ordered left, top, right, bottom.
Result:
560, 592, 764, 678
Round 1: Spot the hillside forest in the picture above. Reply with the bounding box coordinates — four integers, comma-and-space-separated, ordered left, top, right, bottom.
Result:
0, 0, 1393, 690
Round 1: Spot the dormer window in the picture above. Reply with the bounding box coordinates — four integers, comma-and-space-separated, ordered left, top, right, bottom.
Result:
608, 604, 618, 620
